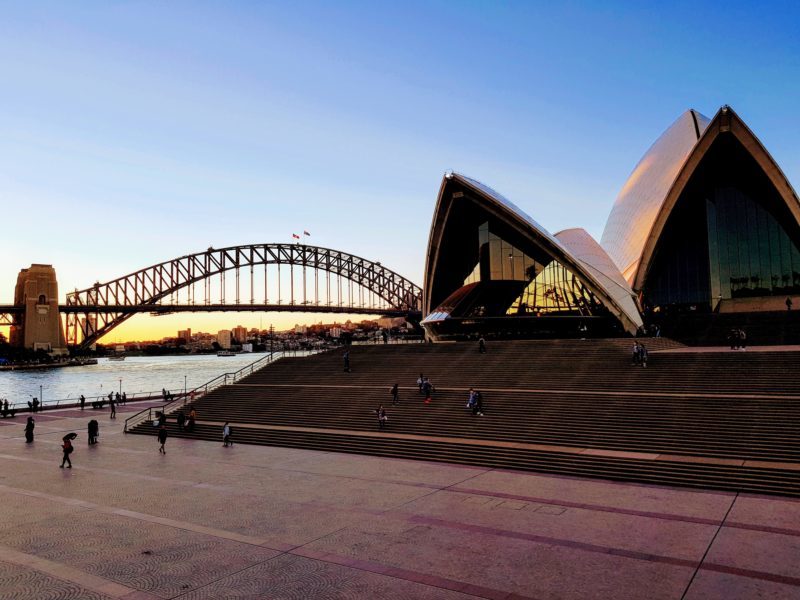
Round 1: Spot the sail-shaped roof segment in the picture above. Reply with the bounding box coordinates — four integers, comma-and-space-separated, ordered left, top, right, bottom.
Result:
555, 228, 642, 330
625, 106, 800, 293
424, 172, 642, 334
601, 109, 710, 284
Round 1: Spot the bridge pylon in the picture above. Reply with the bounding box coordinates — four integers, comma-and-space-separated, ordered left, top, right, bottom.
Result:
10, 265, 67, 355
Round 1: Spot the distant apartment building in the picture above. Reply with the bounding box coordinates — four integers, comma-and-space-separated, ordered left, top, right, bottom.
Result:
232, 325, 248, 343
217, 330, 232, 349
377, 317, 406, 329
329, 326, 343, 338
177, 329, 192, 344
193, 332, 216, 350
294, 324, 307, 335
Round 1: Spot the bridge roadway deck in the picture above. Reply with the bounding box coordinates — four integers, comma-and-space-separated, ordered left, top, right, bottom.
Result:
0, 304, 411, 315
0, 403, 799, 598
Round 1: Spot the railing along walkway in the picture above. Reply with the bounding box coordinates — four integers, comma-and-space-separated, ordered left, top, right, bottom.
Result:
123, 348, 330, 432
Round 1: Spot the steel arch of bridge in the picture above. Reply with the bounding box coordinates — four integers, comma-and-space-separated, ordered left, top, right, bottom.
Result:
65, 244, 422, 347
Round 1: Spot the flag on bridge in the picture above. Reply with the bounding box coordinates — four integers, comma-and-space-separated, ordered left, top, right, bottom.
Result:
292, 233, 300, 240
303, 231, 311, 236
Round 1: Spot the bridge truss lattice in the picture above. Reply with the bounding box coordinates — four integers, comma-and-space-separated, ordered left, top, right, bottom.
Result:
65, 244, 422, 347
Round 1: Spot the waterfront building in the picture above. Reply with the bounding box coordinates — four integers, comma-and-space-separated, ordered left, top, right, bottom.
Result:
232, 325, 248, 343
422, 106, 800, 340
217, 330, 232, 349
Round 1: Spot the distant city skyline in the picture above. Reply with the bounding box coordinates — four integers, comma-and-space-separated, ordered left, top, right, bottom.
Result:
3, 1, 799, 342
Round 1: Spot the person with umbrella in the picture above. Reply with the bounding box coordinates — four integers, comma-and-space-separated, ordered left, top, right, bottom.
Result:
24, 416, 35, 444
60, 433, 77, 468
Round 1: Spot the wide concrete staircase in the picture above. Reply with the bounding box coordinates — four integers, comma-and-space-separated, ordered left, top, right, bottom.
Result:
130, 339, 800, 496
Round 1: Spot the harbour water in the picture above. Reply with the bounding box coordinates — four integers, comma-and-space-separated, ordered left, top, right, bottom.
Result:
0, 353, 272, 407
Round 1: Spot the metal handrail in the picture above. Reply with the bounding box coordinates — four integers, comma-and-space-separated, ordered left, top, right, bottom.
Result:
122, 347, 329, 432
351, 336, 424, 346
0, 389, 169, 415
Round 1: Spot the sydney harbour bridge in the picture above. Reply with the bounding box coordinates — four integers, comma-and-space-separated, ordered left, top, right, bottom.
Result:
1, 243, 423, 350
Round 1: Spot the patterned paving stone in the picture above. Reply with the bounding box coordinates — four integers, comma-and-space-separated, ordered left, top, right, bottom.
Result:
0, 510, 280, 598
300, 517, 695, 600
0, 560, 111, 600
0, 410, 798, 599
179, 553, 473, 600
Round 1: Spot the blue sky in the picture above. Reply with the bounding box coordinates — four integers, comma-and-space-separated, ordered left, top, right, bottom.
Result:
2, 1, 799, 339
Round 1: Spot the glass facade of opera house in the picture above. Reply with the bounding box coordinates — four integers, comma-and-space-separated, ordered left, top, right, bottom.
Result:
422, 106, 800, 340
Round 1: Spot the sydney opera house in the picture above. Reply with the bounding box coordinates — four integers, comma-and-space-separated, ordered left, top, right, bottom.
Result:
421, 106, 800, 340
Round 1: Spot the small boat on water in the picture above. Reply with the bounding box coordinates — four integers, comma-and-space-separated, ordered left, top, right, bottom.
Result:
108, 356, 126, 361
217, 350, 236, 357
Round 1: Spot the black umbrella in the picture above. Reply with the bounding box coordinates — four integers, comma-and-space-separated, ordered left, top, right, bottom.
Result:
62, 432, 78, 441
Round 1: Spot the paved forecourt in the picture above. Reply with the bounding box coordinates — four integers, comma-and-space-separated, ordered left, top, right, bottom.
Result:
1, 404, 800, 599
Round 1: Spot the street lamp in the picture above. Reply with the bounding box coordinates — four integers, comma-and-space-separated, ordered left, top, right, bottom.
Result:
39, 385, 42, 407
119, 379, 122, 395
184, 375, 187, 398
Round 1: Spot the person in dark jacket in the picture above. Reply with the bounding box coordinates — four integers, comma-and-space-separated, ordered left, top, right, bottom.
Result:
177, 411, 186, 432
24, 416, 35, 443
88, 420, 99, 445
157, 425, 168, 454
390, 383, 399, 405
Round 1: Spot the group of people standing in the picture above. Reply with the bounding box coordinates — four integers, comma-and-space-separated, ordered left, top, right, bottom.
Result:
632, 341, 649, 367
417, 374, 435, 404
728, 328, 747, 351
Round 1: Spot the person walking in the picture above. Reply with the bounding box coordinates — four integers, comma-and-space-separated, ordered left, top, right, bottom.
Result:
121, 392, 127, 405
187, 408, 196, 433
390, 383, 399, 405
423, 378, 433, 404
787, 297, 793, 311
473, 391, 484, 416
60, 437, 74, 468
24, 416, 35, 444
343, 351, 351, 373
176, 411, 186, 432
157, 425, 168, 454
223, 422, 232, 447
478, 336, 486, 354
417, 374, 424, 394
109, 396, 116, 419
80, 395, 86, 410
640, 344, 648, 368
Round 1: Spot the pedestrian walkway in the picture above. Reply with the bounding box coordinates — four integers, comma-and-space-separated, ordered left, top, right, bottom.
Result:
1, 406, 800, 598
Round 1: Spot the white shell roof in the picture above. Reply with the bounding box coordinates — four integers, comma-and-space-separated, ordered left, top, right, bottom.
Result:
452, 173, 563, 248
446, 173, 642, 333
600, 109, 710, 284
555, 228, 643, 329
